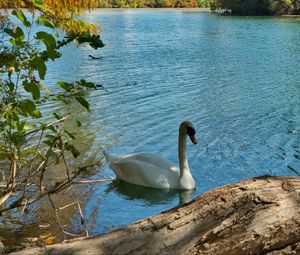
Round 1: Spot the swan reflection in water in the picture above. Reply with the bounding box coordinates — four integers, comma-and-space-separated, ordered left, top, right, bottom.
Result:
106, 180, 195, 205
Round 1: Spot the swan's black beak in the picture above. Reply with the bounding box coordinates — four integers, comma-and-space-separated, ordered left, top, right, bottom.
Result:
186, 125, 197, 144
190, 135, 197, 145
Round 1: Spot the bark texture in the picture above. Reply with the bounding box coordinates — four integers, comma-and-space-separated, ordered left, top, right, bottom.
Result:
10, 176, 300, 255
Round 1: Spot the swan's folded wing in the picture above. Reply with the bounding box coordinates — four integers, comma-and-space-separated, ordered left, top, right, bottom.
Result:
110, 154, 180, 189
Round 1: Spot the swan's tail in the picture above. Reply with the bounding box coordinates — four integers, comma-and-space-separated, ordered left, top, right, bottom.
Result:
103, 149, 115, 166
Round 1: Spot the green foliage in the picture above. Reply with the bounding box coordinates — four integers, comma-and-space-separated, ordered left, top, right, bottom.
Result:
209, 0, 300, 15
198, 0, 210, 7
98, 0, 210, 7
55, 80, 96, 111
0, 5, 104, 214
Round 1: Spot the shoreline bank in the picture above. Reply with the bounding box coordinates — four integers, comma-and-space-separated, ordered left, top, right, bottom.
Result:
93, 7, 211, 12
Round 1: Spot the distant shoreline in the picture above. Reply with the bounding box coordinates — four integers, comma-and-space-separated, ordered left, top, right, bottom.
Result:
0, 7, 211, 12
93, 8, 211, 12
2, 7, 299, 16
90, 8, 300, 16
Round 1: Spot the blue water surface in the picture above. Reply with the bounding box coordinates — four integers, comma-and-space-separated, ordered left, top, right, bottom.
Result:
45, 10, 300, 235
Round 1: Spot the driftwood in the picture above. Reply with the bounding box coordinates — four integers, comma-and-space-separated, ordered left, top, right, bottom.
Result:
10, 176, 300, 255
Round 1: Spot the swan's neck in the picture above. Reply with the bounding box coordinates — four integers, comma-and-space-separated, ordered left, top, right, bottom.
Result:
177, 127, 195, 190
178, 128, 190, 177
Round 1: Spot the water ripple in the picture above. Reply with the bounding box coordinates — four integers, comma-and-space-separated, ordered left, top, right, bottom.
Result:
43, 10, 300, 236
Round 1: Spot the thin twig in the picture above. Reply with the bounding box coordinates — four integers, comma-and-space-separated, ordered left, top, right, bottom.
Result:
0, 190, 13, 207
61, 230, 86, 237
58, 201, 77, 210
38, 161, 47, 192
71, 187, 89, 237
61, 151, 89, 237
10, 159, 17, 188
25, 115, 71, 137
47, 194, 67, 240
1, 160, 18, 206
62, 151, 71, 180
0, 176, 76, 213
72, 178, 113, 184
20, 198, 28, 215
28, 129, 44, 173
39, 142, 56, 192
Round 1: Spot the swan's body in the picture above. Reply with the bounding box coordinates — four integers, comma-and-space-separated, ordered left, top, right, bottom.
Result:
104, 121, 197, 190
104, 153, 184, 189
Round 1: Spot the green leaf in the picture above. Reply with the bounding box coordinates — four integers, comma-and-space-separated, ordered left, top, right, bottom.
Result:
36, 152, 47, 161
71, 147, 80, 158
36, 31, 56, 49
7, 81, 15, 92
5, 109, 19, 121
45, 135, 57, 142
89, 35, 105, 49
31, 57, 47, 80
46, 125, 56, 133
4, 28, 16, 38
21, 148, 36, 156
16, 121, 26, 132
32, 0, 48, 10
0, 152, 12, 160
12, 132, 26, 146
23, 80, 41, 100
9, 38, 17, 46
77, 79, 96, 89
12, 10, 31, 27
53, 112, 63, 120
42, 48, 62, 61
15, 27, 25, 40
47, 150, 60, 164
32, 108, 42, 118
0, 144, 9, 151
4, 27, 25, 45
54, 96, 70, 105
38, 16, 55, 29
76, 34, 105, 49
76, 96, 90, 111
20, 99, 35, 114
20, 100, 41, 119
65, 143, 80, 158
56, 81, 72, 91
76, 120, 82, 127
43, 140, 53, 147
24, 123, 36, 131
64, 129, 76, 139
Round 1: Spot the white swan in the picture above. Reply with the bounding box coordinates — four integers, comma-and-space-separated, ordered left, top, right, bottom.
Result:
104, 121, 197, 190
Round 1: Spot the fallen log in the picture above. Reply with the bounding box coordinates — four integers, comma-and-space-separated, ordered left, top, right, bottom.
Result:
10, 176, 300, 255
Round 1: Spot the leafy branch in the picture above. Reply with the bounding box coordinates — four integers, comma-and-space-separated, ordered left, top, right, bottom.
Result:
0, 1, 106, 241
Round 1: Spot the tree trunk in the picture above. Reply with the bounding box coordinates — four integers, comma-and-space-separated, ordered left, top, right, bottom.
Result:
10, 176, 300, 255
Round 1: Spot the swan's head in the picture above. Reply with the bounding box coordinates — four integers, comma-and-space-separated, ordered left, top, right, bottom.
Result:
181, 121, 197, 145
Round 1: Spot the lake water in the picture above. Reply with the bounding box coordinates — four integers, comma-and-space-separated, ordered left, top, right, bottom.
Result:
3, 9, 300, 243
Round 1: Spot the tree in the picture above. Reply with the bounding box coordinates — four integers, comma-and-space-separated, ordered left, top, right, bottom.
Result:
198, 0, 210, 7
111, 0, 127, 7
177, 0, 199, 7
161, 0, 176, 7
96, 0, 209, 7
292, 0, 300, 13
209, 0, 300, 15
0, 0, 105, 239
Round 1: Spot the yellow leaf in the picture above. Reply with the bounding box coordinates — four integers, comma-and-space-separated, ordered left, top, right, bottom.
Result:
42, 236, 56, 245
